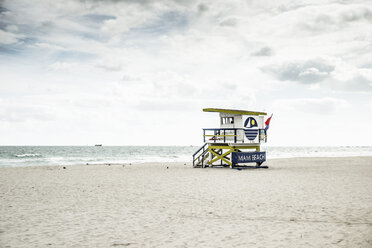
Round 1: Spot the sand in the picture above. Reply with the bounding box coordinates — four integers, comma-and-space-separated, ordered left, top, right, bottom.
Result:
0, 157, 371, 248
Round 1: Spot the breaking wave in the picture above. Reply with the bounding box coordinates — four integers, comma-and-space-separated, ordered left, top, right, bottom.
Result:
0, 146, 371, 168
14, 153, 42, 158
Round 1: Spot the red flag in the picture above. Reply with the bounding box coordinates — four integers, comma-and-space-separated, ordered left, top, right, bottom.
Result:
265, 114, 273, 131
265, 114, 273, 126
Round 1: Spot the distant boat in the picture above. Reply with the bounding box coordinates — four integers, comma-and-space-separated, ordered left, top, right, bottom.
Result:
95, 144, 102, 146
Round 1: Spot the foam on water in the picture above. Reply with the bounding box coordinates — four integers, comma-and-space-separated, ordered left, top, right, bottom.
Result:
13, 153, 42, 158
0, 146, 371, 167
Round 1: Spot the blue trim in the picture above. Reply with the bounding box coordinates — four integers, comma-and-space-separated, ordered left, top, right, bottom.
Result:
244, 117, 258, 128
203, 128, 263, 143
203, 128, 241, 143
244, 129, 258, 140
203, 128, 240, 131
232, 151, 266, 164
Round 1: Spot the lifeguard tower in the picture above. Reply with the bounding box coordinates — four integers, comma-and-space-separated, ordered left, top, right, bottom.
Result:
192, 108, 269, 169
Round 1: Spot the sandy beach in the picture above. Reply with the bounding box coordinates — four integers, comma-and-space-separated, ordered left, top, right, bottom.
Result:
1, 157, 371, 247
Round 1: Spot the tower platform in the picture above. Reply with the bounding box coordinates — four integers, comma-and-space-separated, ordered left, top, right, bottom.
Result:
192, 108, 271, 169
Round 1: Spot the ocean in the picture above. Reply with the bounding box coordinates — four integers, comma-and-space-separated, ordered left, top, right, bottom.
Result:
0, 146, 371, 167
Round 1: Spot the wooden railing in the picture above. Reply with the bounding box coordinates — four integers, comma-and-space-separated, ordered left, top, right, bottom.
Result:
203, 128, 242, 143
192, 143, 208, 168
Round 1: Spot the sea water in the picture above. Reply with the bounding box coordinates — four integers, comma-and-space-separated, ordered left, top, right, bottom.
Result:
0, 146, 371, 167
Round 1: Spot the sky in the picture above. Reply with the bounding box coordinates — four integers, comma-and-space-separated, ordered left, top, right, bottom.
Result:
0, 0, 372, 146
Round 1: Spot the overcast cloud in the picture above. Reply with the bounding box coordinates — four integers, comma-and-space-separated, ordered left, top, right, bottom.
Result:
0, 0, 372, 146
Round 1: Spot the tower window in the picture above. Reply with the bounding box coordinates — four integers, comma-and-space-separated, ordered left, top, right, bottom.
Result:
221, 117, 234, 124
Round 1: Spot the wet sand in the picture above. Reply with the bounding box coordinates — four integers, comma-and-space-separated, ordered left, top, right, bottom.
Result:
1, 157, 371, 247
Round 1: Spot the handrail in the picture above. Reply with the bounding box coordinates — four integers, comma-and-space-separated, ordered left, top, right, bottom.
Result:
204, 135, 236, 136
203, 128, 240, 143
192, 143, 209, 167
192, 143, 207, 157
193, 149, 207, 162
203, 128, 244, 131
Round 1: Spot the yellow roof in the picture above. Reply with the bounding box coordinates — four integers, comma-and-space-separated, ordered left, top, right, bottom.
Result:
203, 108, 267, 116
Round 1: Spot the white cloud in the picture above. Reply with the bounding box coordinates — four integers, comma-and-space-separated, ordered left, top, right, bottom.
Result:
95, 60, 123, 71
263, 58, 335, 84
272, 97, 350, 115
263, 57, 372, 92
32, 42, 67, 51
0, 29, 21, 44
5, 25, 18, 32
219, 17, 238, 27
251, 46, 274, 56
0, 100, 55, 122
0, 0, 372, 145
48, 62, 79, 71
298, 4, 372, 33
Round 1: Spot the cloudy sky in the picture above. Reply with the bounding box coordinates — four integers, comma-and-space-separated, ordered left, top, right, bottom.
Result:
1, 0, 372, 146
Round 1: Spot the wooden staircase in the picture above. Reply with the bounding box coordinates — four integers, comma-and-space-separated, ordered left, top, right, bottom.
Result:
192, 143, 209, 168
